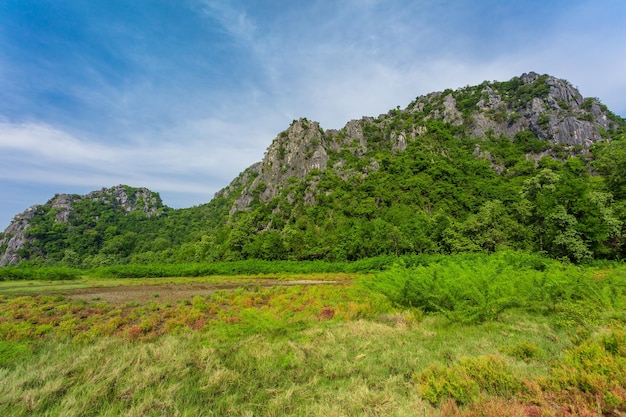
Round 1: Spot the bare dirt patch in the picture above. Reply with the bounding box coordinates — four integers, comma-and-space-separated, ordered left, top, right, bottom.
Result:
65, 280, 346, 305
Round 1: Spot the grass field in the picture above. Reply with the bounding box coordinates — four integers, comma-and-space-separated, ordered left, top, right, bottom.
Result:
1, 253, 626, 416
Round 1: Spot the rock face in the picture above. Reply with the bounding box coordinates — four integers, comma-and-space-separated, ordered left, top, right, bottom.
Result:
463, 72, 607, 146
0, 185, 162, 266
0, 206, 39, 266
216, 118, 331, 215
86, 186, 162, 216
215, 116, 388, 215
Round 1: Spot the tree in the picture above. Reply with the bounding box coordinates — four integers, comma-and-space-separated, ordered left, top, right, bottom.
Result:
520, 168, 561, 252
459, 200, 529, 252
545, 205, 591, 262
593, 136, 626, 199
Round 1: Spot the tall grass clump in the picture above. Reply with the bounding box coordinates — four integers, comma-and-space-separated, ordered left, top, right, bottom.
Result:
416, 354, 523, 405
362, 251, 626, 323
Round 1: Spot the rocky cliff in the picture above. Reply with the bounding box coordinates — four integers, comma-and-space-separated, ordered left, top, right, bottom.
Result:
217, 118, 338, 214
413, 71, 612, 146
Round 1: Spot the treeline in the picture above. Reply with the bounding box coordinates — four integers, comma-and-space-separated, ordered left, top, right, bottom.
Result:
0, 266, 82, 281
89, 257, 399, 278
0, 255, 414, 280
4, 252, 538, 280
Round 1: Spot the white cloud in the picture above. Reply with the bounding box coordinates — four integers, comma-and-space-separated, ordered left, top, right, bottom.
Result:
200, 1, 257, 44
0, 123, 117, 163
0, 119, 272, 200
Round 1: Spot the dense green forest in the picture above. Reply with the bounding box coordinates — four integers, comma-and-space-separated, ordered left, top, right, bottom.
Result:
2, 73, 626, 268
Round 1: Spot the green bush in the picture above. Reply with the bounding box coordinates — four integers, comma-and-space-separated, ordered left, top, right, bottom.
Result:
0, 266, 81, 281
500, 341, 543, 362
547, 325, 626, 410
417, 362, 479, 405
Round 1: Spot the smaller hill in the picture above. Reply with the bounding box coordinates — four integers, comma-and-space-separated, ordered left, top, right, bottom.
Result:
0, 186, 164, 266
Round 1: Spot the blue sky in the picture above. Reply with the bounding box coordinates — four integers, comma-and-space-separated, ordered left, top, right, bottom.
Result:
1, 0, 625, 229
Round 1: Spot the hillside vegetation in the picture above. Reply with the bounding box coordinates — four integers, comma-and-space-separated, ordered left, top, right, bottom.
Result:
1, 72, 626, 267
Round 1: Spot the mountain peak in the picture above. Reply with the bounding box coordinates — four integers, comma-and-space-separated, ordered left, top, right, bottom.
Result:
404, 72, 616, 146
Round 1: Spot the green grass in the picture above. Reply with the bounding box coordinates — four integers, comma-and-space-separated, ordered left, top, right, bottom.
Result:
0, 308, 612, 416
1, 252, 626, 416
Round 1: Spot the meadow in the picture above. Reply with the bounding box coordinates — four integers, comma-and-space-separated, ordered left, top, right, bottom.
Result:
1, 252, 626, 416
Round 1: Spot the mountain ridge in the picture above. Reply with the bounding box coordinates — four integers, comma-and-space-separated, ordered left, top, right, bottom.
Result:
2, 71, 626, 266
217, 71, 620, 217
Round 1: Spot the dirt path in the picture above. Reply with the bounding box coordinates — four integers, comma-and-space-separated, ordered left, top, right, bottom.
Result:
65, 280, 347, 305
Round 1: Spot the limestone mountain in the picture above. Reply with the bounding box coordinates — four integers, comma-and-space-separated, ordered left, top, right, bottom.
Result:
2, 72, 625, 267
210, 72, 625, 262
0, 186, 164, 266
219, 72, 621, 216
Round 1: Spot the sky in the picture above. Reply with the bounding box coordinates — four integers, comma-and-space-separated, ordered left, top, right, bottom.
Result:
1, 0, 626, 230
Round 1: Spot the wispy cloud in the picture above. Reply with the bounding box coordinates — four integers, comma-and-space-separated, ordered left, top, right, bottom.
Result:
200, 1, 257, 44
0, 120, 270, 197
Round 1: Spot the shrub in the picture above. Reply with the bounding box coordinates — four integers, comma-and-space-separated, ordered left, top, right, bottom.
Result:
416, 362, 479, 405
546, 326, 626, 412
362, 252, 626, 323
501, 342, 543, 362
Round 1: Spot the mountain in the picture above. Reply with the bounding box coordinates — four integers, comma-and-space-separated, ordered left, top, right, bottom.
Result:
0, 186, 164, 266
2, 72, 626, 266
219, 72, 617, 215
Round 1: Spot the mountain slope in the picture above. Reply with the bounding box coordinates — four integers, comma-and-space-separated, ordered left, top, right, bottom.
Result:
2, 72, 625, 266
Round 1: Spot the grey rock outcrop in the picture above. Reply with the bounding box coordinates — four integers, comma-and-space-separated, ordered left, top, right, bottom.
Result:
408, 71, 613, 147
218, 118, 331, 215
336, 119, 369, 155
87, 185, 162, 216
217, 115, 388, 216
441, 94, 463, 125
0, 205, 39, 266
